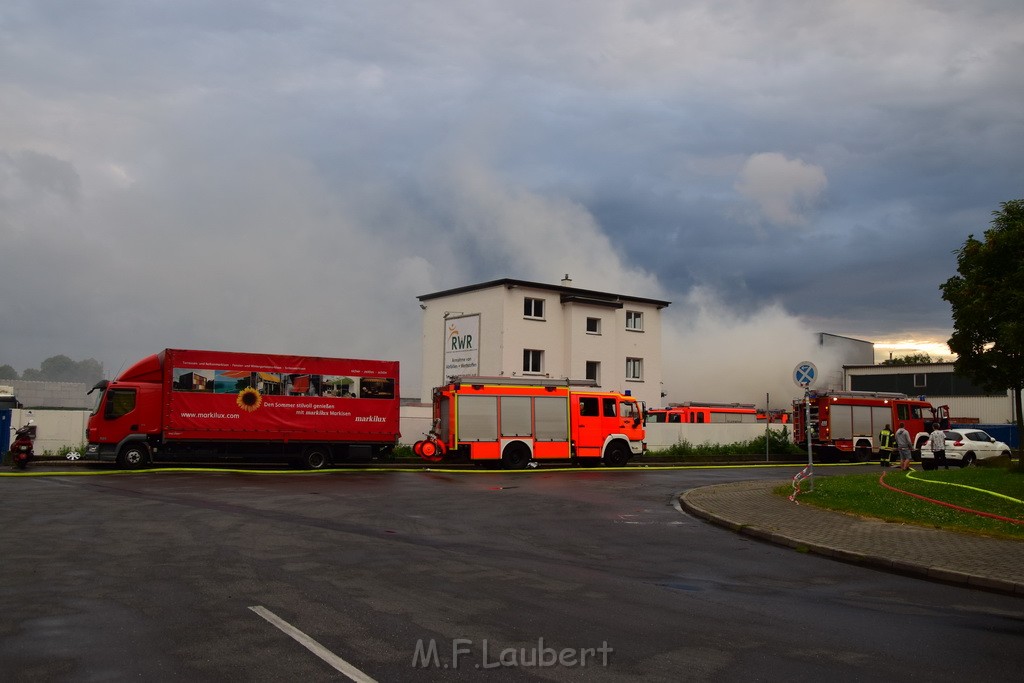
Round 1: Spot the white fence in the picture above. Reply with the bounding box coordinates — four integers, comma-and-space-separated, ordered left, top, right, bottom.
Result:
6, 406, 791, 455
644, 423, 788, 451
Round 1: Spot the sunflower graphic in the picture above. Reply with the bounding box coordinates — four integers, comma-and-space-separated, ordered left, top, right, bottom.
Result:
236, 387, 262, 412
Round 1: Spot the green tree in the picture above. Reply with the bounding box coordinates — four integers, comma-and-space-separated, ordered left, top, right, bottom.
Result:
0, 364, 19, 380
881, 352, 933, 366
20, 355, 104, 384
941, 199, 1024, 460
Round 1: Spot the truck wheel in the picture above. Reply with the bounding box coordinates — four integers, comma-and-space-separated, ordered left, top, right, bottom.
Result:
302, 448, 328, 470
853, 444, 871, 463
501, 442, 531, 470
603, 443, 630, 467
118, 443, 149, 469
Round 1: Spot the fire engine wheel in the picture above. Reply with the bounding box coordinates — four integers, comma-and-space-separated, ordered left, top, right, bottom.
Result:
853, 445, 871, 463
301, 448, 329, 470
603, 443, 631, 467
118, 443, 149, 469
501, 442, 531, 470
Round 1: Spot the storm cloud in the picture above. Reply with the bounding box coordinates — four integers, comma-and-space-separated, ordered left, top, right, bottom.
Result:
2, 0, 1022, 402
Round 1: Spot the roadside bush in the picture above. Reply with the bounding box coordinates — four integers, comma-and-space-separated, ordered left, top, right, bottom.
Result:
650, 427, 803, 458
44, 442, 87, 458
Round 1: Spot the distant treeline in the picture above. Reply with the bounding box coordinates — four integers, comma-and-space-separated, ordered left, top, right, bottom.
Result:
0, 355, 104, 384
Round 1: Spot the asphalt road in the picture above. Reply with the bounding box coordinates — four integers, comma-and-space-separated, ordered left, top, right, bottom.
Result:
2, 465, 1023, 682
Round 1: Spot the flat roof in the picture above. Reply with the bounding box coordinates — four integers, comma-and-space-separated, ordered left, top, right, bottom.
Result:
844, 361, 956, 370
418, 278, 671, 308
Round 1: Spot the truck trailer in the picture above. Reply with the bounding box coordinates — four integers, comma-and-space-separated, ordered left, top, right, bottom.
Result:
86, 349, 400, 468
414, 376, 646, 468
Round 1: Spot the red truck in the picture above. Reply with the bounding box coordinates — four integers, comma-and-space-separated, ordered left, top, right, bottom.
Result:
792, 390, 949, 463
86, 349, 400, 468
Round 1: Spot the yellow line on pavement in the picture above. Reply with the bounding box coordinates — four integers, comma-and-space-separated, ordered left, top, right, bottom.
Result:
1, 461, 852, 477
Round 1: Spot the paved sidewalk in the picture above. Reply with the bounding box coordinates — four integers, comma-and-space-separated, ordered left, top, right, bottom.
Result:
681, 479, 1024, 596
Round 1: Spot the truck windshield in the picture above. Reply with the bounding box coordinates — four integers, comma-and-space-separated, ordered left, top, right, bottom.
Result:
622, 401, 639, 420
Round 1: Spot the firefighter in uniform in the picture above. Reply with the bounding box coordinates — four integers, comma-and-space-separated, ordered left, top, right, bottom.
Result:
878, 423, 895, 467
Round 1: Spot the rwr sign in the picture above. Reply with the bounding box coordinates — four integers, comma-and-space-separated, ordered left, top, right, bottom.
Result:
451, 334, 474, 350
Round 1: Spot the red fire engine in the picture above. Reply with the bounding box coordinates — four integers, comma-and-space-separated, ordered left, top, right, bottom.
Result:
646, 402, 758, 424
792, 390, 949, 462
414, 376, 646, 468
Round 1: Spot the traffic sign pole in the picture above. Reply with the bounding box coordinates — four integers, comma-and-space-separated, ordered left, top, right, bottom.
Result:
793, 362, 817, 493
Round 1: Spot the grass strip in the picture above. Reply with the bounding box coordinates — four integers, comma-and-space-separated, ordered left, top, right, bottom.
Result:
774, 466, 1024, 540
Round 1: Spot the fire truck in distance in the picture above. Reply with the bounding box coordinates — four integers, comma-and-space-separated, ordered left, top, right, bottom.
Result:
414, 376, 645, 468
756, 408, 790, 424
792, 390, 949, 462
646, 402, 759, 424
86, 349, 400, 469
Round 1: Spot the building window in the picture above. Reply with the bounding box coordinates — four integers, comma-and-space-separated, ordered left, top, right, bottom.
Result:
914, 374, 927, 388
523, 349, 543, 374
626, 310, 643, 331
626, 357, 643, 381
585, 361, 600, 384
586, 317, 601, 334
524, 297, 545, 319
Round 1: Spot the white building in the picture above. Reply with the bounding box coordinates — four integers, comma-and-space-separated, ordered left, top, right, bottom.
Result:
417, 278, 670, 407
844, 362, 1017, 424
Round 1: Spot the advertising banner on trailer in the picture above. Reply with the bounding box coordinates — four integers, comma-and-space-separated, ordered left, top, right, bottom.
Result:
163, 349, 399, 440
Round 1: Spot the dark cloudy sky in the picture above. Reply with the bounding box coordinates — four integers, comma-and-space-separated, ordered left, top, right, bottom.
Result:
2, 1, 1022, 403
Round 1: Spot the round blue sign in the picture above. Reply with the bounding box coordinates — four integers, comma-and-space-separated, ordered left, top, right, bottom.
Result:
794, 361, 817, 388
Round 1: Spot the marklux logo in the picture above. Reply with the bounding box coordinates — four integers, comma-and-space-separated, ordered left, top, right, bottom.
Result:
355, 416, 387, 423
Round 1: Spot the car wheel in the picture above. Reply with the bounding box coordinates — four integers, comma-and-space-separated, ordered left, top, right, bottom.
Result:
961, 453, 976, 468
921, 459, 936, 471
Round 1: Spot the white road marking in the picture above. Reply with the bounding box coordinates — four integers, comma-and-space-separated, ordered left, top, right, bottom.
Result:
249, 605, 377, 683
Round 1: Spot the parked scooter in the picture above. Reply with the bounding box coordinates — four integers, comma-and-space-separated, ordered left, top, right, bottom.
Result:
9, 420, 36, 470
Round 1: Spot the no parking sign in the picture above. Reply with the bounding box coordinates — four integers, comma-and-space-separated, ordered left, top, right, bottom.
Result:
793, 361, 817, 389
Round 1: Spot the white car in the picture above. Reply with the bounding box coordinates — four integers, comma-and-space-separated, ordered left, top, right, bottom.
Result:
914, 429, 1012, 469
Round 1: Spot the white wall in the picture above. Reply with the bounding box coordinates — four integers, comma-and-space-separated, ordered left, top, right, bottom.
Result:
400, 404, 433, 445
8, 409, 89, 454
644, 423, 781, 451
6, 406, 789, 455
